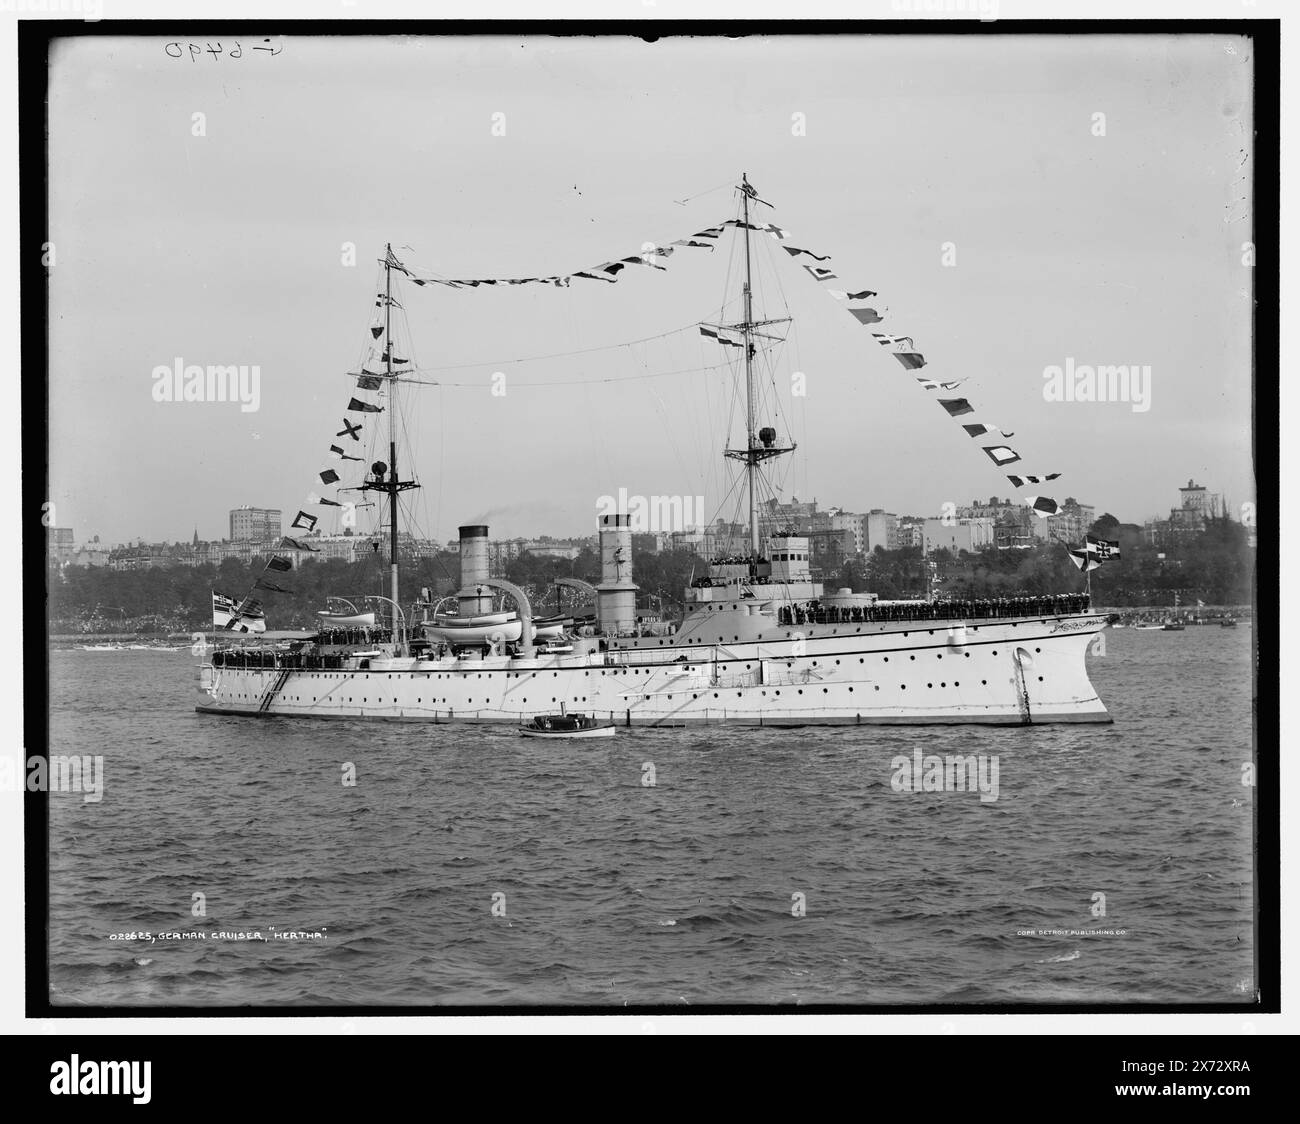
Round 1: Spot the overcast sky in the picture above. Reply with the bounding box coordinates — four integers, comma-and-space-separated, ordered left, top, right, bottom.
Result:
47, 32, 1254, 545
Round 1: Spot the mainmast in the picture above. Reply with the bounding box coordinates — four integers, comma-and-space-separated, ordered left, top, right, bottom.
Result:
386, 244, 399, 639
741, 173, 759, 558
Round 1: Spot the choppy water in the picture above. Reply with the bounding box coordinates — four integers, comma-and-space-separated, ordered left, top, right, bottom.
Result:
45, 627, 1256, 1007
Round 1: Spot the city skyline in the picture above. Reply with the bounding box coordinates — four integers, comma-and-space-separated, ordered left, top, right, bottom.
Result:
52, 471, 1231, 554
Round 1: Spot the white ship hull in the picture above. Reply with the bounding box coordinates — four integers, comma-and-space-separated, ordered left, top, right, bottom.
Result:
196, 612, 1110, 726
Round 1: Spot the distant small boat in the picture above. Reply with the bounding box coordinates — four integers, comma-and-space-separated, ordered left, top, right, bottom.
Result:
1220, 618, 1237, 628
81, 643, 125, 651
1132, 624, 1163, 631
520, 707, 616, 739
1162, 622, 1185, 631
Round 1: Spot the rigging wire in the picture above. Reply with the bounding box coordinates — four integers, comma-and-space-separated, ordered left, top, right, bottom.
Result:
635, 346, 694, 497
403, 320, 705, 373
754, 230, 799, 508
368, 352, 776, 390
672, 178, 738, 207
327, 202, 815, 568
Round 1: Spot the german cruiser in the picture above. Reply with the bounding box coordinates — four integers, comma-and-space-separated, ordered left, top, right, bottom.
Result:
197, 176, 1111, 726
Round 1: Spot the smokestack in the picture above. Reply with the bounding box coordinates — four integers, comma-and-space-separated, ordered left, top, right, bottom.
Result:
596, 512, 637, 634
457, 524, 493, 616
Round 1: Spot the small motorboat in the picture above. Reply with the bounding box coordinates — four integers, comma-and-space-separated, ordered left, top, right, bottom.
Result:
520, 705, 616, 739
1162, 621, 1185, 631
1220, 618, 1238, 628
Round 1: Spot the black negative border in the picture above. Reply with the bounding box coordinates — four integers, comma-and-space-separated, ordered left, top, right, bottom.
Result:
21, 16, 1281, 1020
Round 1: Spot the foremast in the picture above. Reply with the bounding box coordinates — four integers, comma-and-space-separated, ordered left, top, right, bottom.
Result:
359, 243, 420, 653
722, 173, 795, 560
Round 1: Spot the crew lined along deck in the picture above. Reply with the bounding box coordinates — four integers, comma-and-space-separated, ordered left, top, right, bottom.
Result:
777, 593, 1092, 627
